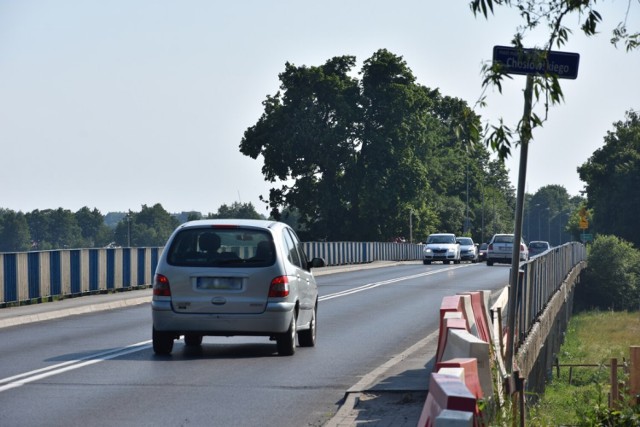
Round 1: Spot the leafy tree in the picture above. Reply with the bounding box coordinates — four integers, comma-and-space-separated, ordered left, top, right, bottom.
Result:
0, 209, 31, 252
114, 204, 179, 247
173, 211, 203, 223
578, 110, 640, 248
25, 209, 52, 250
562, 195, 587, 244
75, 207, 112, 247
241, 49, 508, 242
25, 208, 83, 250
470, 0, 639, 160
575, 235, 640, 311
104, 212, 126, 229
206, 202, 265, 219
351, 50, 440, 241
526, 185, 570, 244
48, 208, 84, 249
241, 55, 361, 239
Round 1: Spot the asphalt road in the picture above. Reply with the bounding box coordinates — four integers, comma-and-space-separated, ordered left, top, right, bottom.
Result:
0, 261, 509, 426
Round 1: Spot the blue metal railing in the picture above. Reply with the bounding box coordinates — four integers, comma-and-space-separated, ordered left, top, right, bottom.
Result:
0, 242, 424, 305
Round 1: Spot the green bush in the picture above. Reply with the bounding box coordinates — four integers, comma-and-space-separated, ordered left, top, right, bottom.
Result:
575, 235, 640, 311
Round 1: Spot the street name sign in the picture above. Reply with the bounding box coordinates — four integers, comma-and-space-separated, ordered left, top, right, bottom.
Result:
493, 45, 580, 79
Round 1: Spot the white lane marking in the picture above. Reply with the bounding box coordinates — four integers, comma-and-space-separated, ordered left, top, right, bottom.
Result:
0, 340, 151, 392
318, 264, 474, 301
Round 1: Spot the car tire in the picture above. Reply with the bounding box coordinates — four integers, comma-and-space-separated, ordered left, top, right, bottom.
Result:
423, 260, 431, 265
184, 333, 203, 347
153, 327, 174, 355
277, 313, 296, 356
487, 260, 494, 266
298, 305, 317, 347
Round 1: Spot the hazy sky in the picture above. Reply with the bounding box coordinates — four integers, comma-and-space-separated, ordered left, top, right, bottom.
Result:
1, 1, 638, 216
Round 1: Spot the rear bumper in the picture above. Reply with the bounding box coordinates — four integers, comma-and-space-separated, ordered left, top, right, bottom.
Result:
487, 253, 527, 263
152, 299, 294, 335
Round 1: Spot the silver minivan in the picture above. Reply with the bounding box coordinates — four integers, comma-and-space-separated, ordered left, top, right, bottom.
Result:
151, 219, 325, 356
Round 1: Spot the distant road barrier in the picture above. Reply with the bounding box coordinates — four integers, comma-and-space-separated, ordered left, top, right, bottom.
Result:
1, 242, 423, 306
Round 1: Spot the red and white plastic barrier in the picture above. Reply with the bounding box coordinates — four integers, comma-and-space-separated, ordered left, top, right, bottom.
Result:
419, 288, 507, 426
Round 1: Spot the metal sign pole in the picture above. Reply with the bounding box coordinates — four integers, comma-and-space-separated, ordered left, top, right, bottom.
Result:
506, 74, 534, 373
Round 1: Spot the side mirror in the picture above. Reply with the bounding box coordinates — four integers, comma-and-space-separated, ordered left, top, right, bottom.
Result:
308, 257, 326, 270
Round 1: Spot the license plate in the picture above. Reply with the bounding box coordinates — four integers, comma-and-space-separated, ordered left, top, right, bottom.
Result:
196, 277, 242, 290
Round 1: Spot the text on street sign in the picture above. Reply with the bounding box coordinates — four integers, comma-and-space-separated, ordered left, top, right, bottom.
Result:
493, 46, 580, 79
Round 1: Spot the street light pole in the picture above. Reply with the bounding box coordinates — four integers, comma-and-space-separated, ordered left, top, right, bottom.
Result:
536, 203, 541, 240
127, 210, 131, 247
546, 207, 551, 243
409, 210, 413, 243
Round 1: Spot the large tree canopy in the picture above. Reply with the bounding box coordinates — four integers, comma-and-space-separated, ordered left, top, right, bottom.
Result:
578, 110, 640, 247
241, 49, 514, 242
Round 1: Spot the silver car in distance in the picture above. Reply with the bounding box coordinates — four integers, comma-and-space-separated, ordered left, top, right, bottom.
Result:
151, 219, 325, 356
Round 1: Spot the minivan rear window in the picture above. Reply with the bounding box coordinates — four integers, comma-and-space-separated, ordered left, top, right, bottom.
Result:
167, 228, 275, 267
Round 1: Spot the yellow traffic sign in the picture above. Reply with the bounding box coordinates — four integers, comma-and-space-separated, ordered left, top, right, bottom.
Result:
579, 218, 589, 229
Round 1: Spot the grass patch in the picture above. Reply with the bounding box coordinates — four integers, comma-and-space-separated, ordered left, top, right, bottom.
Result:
528, 310, 640, 425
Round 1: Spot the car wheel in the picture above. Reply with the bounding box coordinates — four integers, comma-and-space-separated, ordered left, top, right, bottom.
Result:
454, 259, 461, 264
444, 260, 450, 264
298, 305, 317, 347
423, 260, 431, 265
487, 260, 494, 266
184, 333, 203, 347
153, 327, 174, 355
277, 313, 296, 356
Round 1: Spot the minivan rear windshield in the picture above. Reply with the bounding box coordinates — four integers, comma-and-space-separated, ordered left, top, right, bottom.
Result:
167, 228, 275, 267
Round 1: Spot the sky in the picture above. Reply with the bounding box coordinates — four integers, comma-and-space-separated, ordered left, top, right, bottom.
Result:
1, 1, 638, 216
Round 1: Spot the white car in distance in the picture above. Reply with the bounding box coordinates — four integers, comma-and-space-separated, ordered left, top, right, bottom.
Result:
423, 233, 461, 265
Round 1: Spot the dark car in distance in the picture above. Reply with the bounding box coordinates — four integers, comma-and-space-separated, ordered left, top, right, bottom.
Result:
478, 243, 488, 262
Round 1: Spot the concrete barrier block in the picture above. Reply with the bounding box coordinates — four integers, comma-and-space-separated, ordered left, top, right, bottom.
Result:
437, 367, 465, 382
436, 296, 467, 363
435, 318, 468, 366
444, 311, 463, 320
460, 291, 491, 343
417, 373, 476, 427
479, 290, 494, 342
458, 294, 478, 337
434, 409, 474, 426
436, 358, 483, 400
441, 329, 493, 398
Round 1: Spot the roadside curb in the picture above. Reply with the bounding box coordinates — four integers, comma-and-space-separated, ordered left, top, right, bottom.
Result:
324, 331, 438, 426
0, 292, 152, 329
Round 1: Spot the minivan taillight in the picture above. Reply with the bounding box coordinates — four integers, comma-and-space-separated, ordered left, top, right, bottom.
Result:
153, 274, 171, 296
268, 276, 289, 298
520, 244, 526, 251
